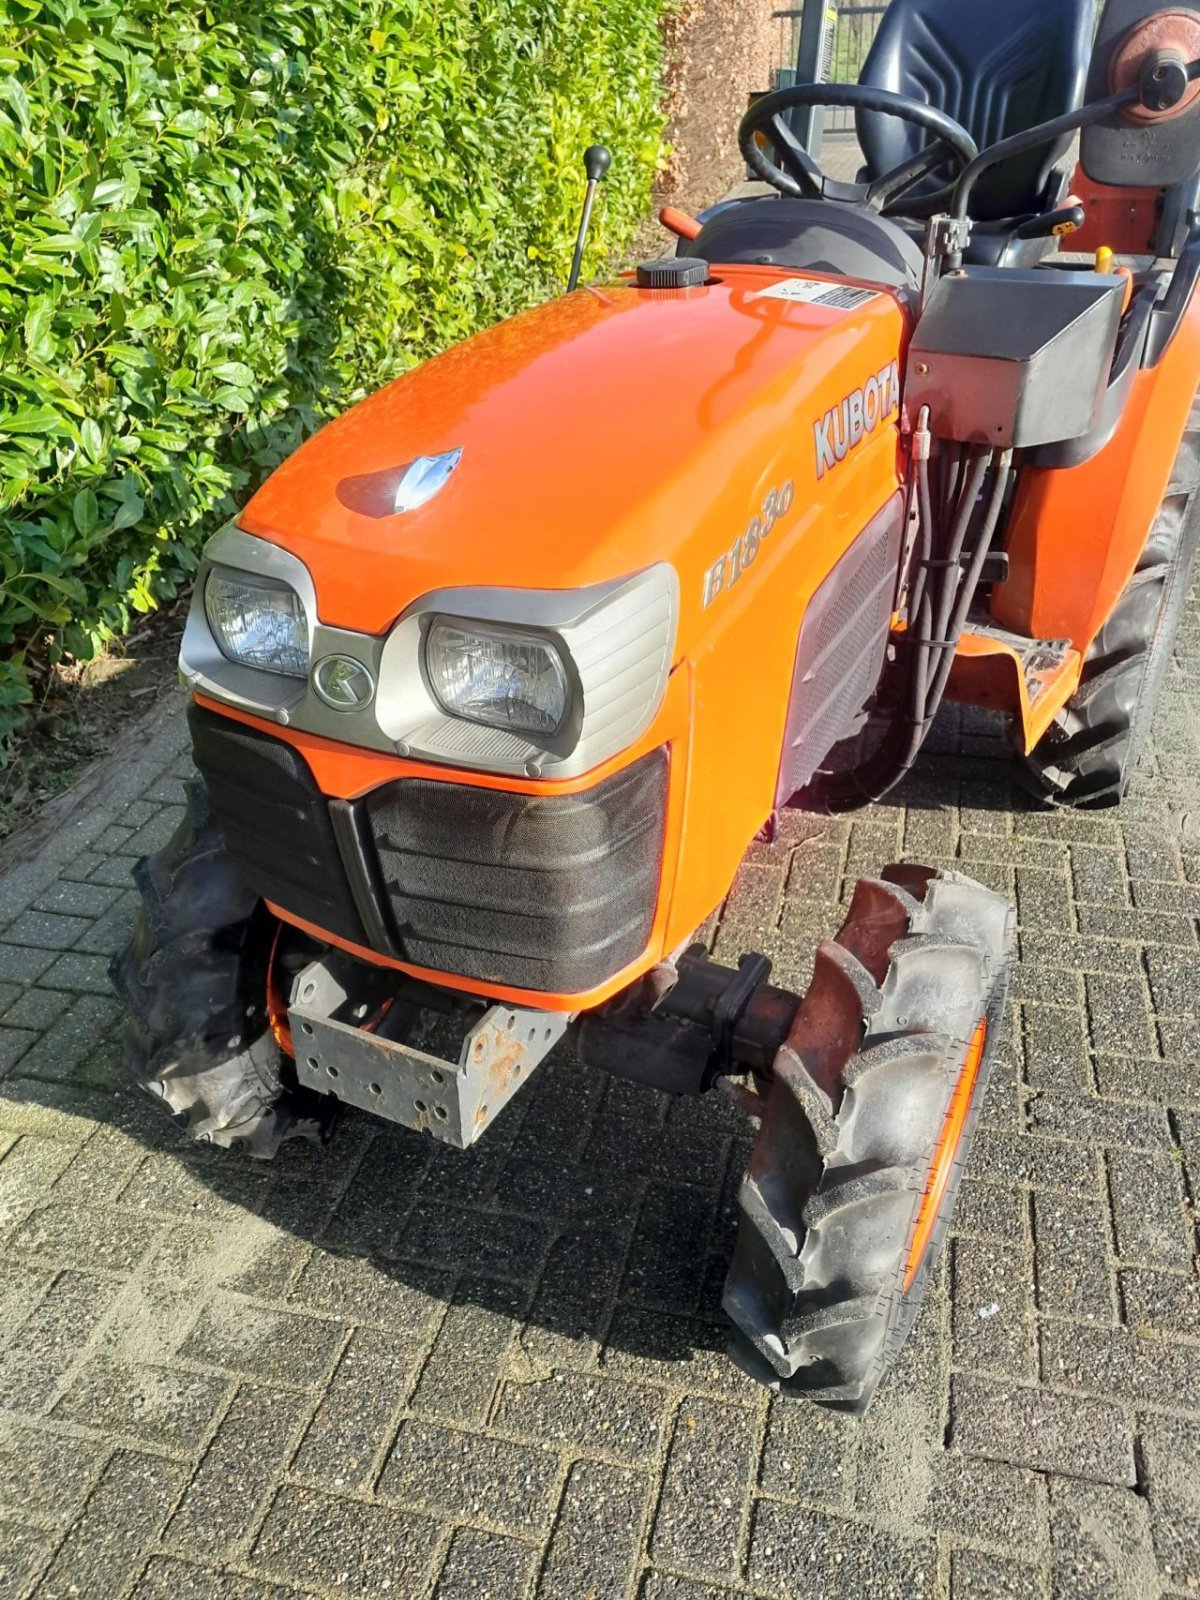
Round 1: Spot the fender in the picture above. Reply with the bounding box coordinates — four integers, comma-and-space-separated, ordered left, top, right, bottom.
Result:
990, 283, 1200, 656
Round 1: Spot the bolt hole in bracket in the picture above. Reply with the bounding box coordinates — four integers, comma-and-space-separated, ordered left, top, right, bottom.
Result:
288, 952, 572, 1147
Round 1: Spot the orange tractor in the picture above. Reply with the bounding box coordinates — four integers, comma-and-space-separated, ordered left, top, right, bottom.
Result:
115, 0, 1200, 1413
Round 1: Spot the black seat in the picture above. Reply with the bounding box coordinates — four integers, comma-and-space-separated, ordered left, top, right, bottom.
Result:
856, 0, 1096, 222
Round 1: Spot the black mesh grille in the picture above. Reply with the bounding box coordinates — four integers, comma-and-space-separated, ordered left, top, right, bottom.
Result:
803, 535, 891, 753
776, 495, 904, 803
188, 704, 367, 946
188, 703, 668, 995
366, 748, 668, 993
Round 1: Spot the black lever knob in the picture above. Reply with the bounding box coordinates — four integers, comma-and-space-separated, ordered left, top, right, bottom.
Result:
584, 145, 612, 183
1013, 200, 1086, 241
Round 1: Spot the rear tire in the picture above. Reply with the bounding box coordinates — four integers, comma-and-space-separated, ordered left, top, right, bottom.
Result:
1019, 389, 1200, 807
722, 865, 1013, 1415
110, 782, 331, 1157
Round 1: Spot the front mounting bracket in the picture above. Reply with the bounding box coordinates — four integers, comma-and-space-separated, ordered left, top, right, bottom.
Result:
289, 953, 571, 1148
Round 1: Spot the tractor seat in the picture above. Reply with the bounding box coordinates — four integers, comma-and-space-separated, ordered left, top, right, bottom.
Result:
687, 199, 925, 291
857, 0, 1096, 225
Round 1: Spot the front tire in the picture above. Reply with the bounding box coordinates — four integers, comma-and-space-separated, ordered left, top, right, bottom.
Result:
1020, 388, 1200, 807
110, 782, 330, 1157
722, 865, 1013, 1415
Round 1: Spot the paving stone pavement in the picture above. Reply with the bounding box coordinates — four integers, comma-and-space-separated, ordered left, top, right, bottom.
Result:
1, 590, 1200, 1600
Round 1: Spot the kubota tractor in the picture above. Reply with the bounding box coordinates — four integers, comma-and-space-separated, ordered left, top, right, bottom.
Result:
114, 0, 1200, 1413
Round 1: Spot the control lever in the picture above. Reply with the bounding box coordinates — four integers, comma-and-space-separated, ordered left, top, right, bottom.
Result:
566, 144, 612, 294
1013, 199, 1087, 241
659, 205, 702, 241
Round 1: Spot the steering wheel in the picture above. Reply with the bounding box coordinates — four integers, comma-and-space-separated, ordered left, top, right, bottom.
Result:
739, 84, 978, 214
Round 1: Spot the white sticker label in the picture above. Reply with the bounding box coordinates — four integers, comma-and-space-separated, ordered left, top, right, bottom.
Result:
752, 277, 880, 312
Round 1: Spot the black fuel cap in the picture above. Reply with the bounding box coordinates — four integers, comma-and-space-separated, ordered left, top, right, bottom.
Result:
636, 257, 708, 289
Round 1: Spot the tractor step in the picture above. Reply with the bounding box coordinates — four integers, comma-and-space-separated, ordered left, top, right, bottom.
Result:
960, 618, 1074, 706
950, 619, 1081, 748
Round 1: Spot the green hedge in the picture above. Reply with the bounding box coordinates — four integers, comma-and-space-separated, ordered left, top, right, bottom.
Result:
0, 0, 667, 753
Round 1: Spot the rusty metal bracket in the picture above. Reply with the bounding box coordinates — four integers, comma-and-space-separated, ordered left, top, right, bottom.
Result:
289, 954, 571, 1148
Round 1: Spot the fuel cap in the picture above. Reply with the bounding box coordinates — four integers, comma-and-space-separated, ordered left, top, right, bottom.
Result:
636, 257, 708, 289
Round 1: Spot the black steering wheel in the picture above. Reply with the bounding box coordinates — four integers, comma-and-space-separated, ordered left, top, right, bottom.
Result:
739, 84, 978, 214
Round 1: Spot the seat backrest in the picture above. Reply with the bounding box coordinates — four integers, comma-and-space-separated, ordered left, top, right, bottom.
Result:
856, 0, 1097, 221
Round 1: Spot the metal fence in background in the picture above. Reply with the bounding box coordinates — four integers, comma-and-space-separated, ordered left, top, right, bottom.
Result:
770, 2, 889, 143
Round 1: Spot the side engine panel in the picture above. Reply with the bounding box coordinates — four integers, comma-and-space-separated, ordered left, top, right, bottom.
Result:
775, 493, 904, 804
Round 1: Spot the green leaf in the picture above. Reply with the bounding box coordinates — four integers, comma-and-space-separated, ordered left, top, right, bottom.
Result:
23, 297, 56, 362
110, 481, 145, 531
80, 418, 103, 463
92, 177, 131, 207
0, 664, 34, 710
0, 74, 32, 139
62, 622, 98, 660
213, 386, 253, 413
72, 488, 99, 537
33, 573, 87, 604
166, 109, 207, 136
1, 405, 66, 436
211, 360, 255, 387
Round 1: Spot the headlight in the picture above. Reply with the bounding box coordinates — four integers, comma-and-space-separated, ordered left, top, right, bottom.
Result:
204, 569, 309, 679
425, 618, 569, 735
183, 521, 678, 779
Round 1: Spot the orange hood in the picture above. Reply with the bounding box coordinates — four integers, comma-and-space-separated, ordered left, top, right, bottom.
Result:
239, 266, 909, 636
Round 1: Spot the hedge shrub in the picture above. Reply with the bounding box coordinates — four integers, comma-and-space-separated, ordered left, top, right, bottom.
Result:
0, 0, 667, 753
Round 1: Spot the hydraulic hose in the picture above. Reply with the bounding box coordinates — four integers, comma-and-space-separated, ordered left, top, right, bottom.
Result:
923, 450, 1013, 714
906, 445, 936, 633
929, 450, 991, 647
815, 443, 1009, 812
941, 442, 966, 523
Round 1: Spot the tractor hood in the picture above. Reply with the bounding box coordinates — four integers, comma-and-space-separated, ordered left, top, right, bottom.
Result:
238, 266, 910, 636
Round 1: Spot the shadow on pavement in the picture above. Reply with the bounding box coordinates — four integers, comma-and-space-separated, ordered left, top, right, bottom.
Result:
1, 702, 1025, 1399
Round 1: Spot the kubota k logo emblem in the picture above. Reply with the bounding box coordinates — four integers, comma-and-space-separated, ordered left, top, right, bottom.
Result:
815, 361, 900, 478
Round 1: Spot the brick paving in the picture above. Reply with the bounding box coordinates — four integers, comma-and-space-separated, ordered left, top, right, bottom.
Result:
1, 589, 1199, 1600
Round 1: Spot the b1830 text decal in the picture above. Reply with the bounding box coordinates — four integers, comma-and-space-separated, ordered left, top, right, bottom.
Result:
703, 480, 795, 609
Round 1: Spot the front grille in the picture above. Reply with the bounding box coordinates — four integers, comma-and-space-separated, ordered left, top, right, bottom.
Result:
365, 749, 668, 993
189, 702, 668, 995
189, 705, 369, 946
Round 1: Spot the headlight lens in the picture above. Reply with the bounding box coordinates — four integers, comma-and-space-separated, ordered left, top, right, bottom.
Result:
204, 570, 309, 679
425, 618, 569, 735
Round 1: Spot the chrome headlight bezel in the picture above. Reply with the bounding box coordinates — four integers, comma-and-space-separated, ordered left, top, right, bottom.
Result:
375, 564, 677, 776
180, 521, 678, 778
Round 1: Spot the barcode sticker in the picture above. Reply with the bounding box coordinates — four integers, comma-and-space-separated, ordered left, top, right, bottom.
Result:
752, 278, 880, 311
